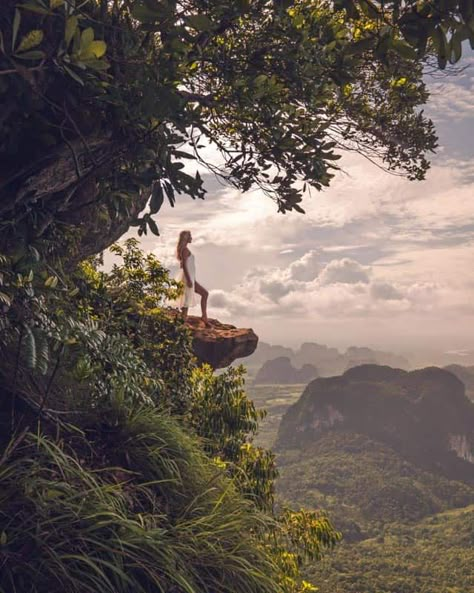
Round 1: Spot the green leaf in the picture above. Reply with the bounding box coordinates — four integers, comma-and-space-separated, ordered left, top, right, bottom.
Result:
45, 275, 58, 288
23, 326, 37, 369
84, 58, 110, 71
149, 182, 164, 214
131, 3, 165, 23
359, 0, 379, 18
50, 0, 64, 8
186, 14, 214, 31
293, 204, 306, 214
80, 27, 94, 52
17, 29, 44, 53
79, 40, 107, 60
147, 217, 160, 236
19, 3, 52, 14
391, 39, 417, 60
14, 50, 45, 60
449, 31, 463, 63
0, 531, 7, 546
334, 0, 360, 18
164, 181, 175, 207
89, 40, 106, 58
0, 292, 11, 307
63, 63, 84, 85
12, 9, 21, 51
65, 15, 78, 47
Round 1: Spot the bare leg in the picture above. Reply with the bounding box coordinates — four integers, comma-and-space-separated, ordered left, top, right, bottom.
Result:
194, 281, 210, 325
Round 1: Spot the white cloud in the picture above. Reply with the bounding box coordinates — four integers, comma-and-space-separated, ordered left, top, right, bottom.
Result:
370, 282, 404, 301
319, 258, 371, 285
206, 251, 466, 325
289, 250, 320, 281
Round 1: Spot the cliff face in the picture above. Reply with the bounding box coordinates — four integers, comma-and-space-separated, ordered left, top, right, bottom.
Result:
186, 317, 258, 369
254, 357, 318, 385
444, 365, 474, 401
277, 365, 474, 482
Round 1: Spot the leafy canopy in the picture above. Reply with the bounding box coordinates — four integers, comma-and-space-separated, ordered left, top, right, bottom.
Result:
2, 0, 470, 250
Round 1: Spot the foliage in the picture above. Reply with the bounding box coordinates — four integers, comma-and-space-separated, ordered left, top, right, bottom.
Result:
188, 364, 341, 591
309, 506, 474, 593
189, 364, 278, 510
0, 425, 283, 593
1, 0, 462, 259
336, 0, 474, 69
277, 432, 474, 528
74, 239, 196, 414
0, 239, 340, 593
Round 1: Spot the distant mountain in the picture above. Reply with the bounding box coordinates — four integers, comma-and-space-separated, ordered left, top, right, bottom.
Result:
245, 341, 410, 377
444, 364, 474, 400
277, 365, 474, 483
342, 346, 410, 372
245, 342, 294, 368
254, 357, 318, 385
410, 349, 474, 369
272, 364, 474, 593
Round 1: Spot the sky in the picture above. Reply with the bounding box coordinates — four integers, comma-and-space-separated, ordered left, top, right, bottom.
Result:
124, 57, 474, 355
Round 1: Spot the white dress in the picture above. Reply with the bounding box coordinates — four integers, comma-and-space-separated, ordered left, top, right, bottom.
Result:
175, 253, 196, 308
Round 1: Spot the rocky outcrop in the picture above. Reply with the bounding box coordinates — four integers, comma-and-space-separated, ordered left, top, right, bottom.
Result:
185, 317, 258, 369
254, 357, 318, 385
277, 364, 474, 483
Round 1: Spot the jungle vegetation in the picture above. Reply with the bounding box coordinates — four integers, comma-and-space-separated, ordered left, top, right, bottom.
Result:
1, 1, 473, 592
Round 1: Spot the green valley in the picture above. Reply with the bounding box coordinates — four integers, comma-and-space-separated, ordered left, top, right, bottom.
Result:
246, 369, 474, 593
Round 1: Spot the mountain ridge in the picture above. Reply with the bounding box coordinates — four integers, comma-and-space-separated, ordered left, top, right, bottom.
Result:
277, 364, 474, 483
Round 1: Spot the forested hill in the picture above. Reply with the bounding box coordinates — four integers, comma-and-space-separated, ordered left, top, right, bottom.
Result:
272, 365, 474, 593
277, 365, 474, 482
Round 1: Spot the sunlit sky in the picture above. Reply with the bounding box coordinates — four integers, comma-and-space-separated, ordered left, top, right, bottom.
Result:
125, 58, 474, 355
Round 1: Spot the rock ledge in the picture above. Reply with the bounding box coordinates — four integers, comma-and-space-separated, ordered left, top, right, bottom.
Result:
185, 317, 258, 369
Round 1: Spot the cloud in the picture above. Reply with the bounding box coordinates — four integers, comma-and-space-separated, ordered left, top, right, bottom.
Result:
206, 250, 457, 324
370, 282, 404, 301
260, 279, 292, 301
319, 258, 371, 285
289, 250, 320, 281
427, 61, 474, 123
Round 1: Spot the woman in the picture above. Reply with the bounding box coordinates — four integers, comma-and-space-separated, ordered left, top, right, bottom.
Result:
175, 230, 210, 325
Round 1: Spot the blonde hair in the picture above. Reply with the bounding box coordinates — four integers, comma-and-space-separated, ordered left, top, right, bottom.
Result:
176, 230, 191, 263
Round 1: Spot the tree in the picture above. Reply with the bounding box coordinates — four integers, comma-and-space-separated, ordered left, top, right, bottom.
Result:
1, 0, 471, 260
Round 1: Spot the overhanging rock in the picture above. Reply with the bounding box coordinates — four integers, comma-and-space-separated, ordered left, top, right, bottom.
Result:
185, 317, 258, 369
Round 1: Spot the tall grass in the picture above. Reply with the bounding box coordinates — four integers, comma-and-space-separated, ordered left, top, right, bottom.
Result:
0, 406, 283, 593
